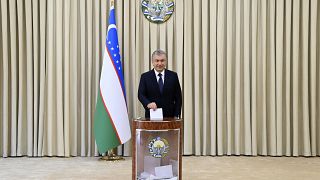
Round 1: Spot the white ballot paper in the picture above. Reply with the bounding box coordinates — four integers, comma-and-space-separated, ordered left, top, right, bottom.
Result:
154, 165, 173, 179
150, 108, 163, 120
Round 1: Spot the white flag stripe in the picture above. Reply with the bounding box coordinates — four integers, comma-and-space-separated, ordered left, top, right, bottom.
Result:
100, 48, 131, 143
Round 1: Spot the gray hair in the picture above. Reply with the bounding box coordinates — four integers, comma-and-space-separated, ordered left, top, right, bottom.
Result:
151, 49, 167, 60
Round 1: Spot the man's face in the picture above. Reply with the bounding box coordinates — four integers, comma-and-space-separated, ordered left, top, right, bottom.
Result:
152, 54, 167, 72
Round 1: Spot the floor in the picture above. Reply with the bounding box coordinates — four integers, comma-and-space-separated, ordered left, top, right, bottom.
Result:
1, 156, 320, 180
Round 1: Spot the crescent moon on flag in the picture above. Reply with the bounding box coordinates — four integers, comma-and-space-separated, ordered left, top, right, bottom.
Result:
107, 24, 117, 36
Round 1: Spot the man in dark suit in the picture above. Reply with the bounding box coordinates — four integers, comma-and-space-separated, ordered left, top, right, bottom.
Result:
138, 49, 182, 118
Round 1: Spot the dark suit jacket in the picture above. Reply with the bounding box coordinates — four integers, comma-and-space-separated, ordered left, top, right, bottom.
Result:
138, 69, 182, 118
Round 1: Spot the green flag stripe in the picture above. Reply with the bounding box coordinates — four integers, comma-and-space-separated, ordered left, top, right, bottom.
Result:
94, 90, 121, 153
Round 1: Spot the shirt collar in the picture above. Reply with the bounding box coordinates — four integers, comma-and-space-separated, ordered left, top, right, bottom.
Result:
154, 69, 165, 77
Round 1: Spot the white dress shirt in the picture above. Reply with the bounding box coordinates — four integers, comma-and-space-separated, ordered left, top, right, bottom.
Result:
154, 69, 165, 84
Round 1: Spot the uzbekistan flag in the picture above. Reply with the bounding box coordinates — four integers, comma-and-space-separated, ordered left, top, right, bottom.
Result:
94, 5, 131, 154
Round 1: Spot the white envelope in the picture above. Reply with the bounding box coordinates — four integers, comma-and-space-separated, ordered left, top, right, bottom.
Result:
150, 108, 163, 120
154, 165, 173, 178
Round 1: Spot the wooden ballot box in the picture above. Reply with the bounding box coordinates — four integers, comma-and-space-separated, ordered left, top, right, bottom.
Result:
132, 118, 183, 180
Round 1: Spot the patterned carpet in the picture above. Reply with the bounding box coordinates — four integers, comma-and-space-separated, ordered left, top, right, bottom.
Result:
1, 156, 320, 180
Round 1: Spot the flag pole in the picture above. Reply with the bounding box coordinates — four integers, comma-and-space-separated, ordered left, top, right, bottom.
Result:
99, 0, 125, 161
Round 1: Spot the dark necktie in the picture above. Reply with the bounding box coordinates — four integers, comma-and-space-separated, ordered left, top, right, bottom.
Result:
158, 73, 163, 94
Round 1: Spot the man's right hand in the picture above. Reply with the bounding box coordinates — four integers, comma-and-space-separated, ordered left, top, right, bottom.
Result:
147, 102, 157, 110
